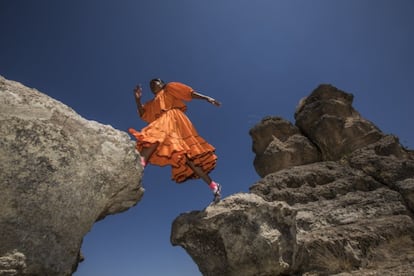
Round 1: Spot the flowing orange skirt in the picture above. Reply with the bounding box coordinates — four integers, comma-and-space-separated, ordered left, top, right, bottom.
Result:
128, 109, 217, 183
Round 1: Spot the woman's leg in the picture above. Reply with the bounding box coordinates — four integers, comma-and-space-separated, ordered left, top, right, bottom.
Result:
186, 157, 221, 201
139, 142, 159, 166
185, 158, 212, 185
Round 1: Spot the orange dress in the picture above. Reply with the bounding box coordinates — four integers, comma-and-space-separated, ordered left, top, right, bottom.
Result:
128, 82, 217, 183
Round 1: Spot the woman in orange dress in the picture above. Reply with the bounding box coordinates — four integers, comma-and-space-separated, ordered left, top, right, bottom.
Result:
128, 78, 222, 202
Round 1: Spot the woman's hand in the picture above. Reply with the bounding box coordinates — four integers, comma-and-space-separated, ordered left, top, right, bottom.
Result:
134, 84, 143, 100
206, 97, 221, 107
134, 84, 145, 116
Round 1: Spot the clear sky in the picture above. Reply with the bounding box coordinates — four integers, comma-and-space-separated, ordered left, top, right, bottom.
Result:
1, 1, 413, 275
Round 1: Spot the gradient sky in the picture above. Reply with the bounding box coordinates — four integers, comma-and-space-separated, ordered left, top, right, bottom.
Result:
1, 1, 413, 275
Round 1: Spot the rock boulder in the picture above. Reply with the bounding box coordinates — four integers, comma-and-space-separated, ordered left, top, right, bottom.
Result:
0, 76, 144, 275
171, 84, 414, 275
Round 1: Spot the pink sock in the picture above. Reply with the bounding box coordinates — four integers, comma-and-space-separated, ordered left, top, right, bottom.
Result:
140, 157, 146, 167
209, 181, 218, 192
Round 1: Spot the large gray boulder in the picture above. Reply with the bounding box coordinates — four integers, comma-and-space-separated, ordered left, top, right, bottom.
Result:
171, 193, 297, 276
0, 76, 144, 275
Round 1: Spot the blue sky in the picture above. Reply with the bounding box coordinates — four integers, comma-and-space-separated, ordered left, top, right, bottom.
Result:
1, 1, 413, 275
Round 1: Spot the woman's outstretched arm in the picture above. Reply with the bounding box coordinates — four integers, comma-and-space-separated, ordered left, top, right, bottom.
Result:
192, 91, 221, 107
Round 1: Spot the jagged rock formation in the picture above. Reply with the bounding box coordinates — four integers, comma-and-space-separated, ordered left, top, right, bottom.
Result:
0, 76, 144, 275
171, 84, 414, 275
250, 117, 321, 178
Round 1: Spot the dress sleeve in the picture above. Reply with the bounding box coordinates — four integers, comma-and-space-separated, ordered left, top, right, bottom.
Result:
165, 82, 193, 101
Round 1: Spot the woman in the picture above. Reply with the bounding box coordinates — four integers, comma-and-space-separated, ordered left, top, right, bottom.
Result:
128, 78, 222, 202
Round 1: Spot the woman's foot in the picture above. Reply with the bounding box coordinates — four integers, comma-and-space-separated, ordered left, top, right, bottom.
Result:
140, 156, 147, 168
209, 181, 221, 203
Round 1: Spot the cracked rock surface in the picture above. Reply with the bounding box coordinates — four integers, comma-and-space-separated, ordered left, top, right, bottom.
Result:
171, 84, 414, 276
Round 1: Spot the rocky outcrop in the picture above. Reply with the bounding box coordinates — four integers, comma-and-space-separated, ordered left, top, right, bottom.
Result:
0, 76, 144, 275
171, 84, 414, 275
250, 116, 321, 177
294, 85, 384, 161
172, 194, 298, 276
